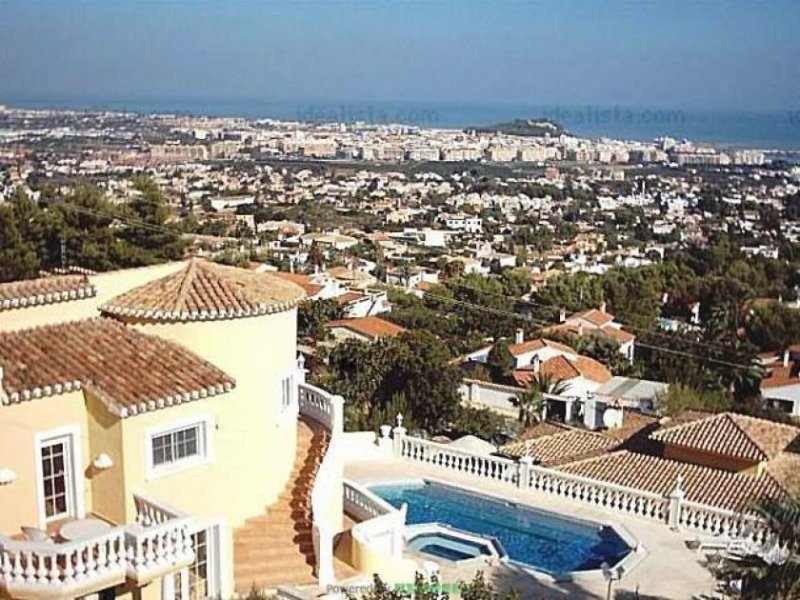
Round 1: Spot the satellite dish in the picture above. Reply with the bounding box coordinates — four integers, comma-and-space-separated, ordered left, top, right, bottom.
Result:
602, 407, 623, 429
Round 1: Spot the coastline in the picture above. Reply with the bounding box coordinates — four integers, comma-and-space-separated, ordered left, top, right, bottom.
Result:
2, 96, 800, 152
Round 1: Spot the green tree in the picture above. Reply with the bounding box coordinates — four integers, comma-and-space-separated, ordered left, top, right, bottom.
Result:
716, 496, 800, 600
0, 203, 39, 282
297, 298, 345, 339
514, 375, 567, 427
486, 340, 515, 383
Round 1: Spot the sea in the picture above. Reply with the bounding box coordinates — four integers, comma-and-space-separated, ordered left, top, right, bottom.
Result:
4, 96, 800, 152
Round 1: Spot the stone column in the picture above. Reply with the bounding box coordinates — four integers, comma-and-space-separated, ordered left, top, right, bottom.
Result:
378, 425, 393, 455
160, 573, 175, 600
332, 395, 345, 433
296, 354, 307, 384
314, 523, 335, 588
392, 413, 407, 456
517, 456, 533, 489
667, 474, 685, 531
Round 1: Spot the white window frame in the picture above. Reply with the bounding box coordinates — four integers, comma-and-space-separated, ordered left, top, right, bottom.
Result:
34, 425, 85, 528
278, 372, 296, 424
171, 519, 226, 600
144, 416, 213, 481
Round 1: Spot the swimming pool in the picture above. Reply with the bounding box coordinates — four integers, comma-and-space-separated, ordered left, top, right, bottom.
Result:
370, 480, 632, 575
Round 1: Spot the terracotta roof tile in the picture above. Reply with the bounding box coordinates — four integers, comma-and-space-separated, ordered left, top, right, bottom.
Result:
571, 308, 615, 326
0, 275, 96, 312
500, 429, 618, 466
761, 362, 800, 389
601, 326, 635, 343
573, 356, 613, 383
558, 451, 786, 512
650, 412, 799, 462
325, 316, 406, 339
273, 272, 324, 297
0, 318, 234, 417
508, 338, 577, 357
102, 259, 305, 322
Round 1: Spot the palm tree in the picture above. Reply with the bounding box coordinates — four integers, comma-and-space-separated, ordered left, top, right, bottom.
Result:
513, 374, 568, 427
716, 496, 800, 599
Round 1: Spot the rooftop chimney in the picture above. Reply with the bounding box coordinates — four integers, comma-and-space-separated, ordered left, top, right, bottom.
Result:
784, 349, 790, 368
578, 322, 584, 337
599, 300, 607, 314
559, 307, 566, 323
532, 355, 541, 374
515, 328, 524, 345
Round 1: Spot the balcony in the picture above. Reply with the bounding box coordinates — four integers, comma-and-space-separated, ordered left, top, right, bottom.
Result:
0, 495, 194, 600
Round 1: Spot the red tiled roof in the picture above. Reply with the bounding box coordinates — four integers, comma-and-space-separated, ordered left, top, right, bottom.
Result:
273, 272, 324, 297
601, 325, 635, 343
571, 308, 615, 326
650, 412, 799, 462
507, 338, 576, 358
336, 291, 365, 305
0, 275, 96, 312
325, 316, 406, 339
557, 451, 786, 512
0, 318, 234, 417
500, 429, 618, 466
761, 362, 800, 389
573, 356, 613, 383
102, 259, 305, 322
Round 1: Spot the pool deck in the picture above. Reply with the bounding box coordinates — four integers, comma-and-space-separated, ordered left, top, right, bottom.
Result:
346, 457, 719, 599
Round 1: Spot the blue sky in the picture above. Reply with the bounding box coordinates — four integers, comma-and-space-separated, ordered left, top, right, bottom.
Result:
1, 0, 798, 111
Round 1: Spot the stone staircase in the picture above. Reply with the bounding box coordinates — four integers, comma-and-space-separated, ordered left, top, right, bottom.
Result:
233, 417, 331, 593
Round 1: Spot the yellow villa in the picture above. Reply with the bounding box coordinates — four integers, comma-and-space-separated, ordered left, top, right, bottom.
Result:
0, 260, 351, 599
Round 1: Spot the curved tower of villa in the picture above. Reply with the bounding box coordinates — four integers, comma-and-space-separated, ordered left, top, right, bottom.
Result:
0, 260, 349, 600
101, 259, 307, 515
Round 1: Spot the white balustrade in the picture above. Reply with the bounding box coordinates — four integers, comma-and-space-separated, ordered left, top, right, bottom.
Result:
297, 382, 344, 587
124, 516, 194, 583
400, 436, 518, 485
0, 528, 127, 596
679, 501, 768, 544
344, 480, 406, 560
395, 432, 769, 545
527, 465, 668, 522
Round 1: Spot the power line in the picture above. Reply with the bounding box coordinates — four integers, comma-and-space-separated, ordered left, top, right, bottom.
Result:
40, 196, 755, 371
444, 278, 741, 355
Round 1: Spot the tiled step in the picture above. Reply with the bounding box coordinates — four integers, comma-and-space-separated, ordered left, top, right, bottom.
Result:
233, 417, 332, 592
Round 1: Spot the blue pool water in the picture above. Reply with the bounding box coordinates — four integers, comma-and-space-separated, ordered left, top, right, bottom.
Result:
370, 481, 631, 574
407, 532, 493, 562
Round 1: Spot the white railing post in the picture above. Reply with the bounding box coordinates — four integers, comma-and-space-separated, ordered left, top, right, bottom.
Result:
667, 474, 685, 531
296, 354, 307, 385
517, 456, 533, 489
378, 425, 393, 455
313, 524, 335, 588
392, 413, 407, 456
330, 395, 344, 436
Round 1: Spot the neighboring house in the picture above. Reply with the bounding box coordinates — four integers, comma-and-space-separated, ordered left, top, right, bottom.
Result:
594, 376, 669, 411
502, 411, 798, 514
460, 330, 613, 422
545, 303, 636, 362
325, 316, 406, 342
761, 347, 800, 417
274, 271, 391, 318
0, 260, 347, 599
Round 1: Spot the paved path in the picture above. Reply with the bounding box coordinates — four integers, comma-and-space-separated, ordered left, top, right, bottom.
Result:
346, 458, 719, 599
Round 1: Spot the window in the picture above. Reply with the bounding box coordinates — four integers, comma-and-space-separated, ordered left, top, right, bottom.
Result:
40, 439, 72, 519
281, 374, 293, 411
146, 418, 211, 479
174, 525, 220, 600
188, 529, 208, 599
152, 425, 200, 467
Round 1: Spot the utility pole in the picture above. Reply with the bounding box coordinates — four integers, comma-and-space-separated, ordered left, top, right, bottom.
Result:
60, 238, 67, 270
